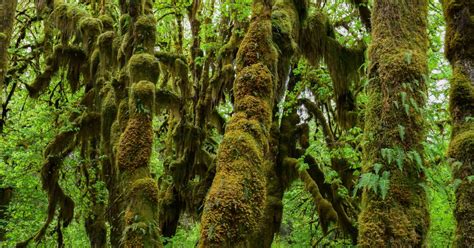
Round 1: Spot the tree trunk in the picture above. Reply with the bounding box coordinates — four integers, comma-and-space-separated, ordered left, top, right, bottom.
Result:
0, 187, 13, 241
442, 0, 474, 246
0, 0, 17, 132
198, 0, 278, 247
358, 0, 430, 246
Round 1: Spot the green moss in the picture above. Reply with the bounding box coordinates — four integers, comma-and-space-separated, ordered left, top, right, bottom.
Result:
129, 80, 155, 116
234, 96, 272, 127
128, 54, 160, 84
129, 178, 159, 204
449, 66, 474, 125
133, 15, 156, 53
51, 4, 88, 42
117, 99, 130, 132
0, 33, 6, 41
358, 0, 430, 246
101, 88, 117, 143
116, 116, 153, 171
123, 177, 162, 247
234, 63, 273, 101
236, 8, 278, 73
98, 31, 116, 71
99, 15, 114, 31
299, 12, 365, 128
79, 17, 102, 35
448, 128, 474, 165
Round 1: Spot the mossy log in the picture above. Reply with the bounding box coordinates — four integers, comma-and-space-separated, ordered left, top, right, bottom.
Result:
442, 0, 474, 246
358, 0, 430, 246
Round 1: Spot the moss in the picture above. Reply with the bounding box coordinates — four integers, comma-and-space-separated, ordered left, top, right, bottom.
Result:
98, 31, 116, 74
133, 15, 156, 53
128, 53, 160, 84
51, 4, 88, 43
99, 15, 114, 31
116, 116, 153, 171
449, 66, 474, 125
236, 6, 278, 74
129, 80, 155, 116
123, 176, 162, 247
129, 178, 159, 204
442, 1, 474, 245
199, 1, 276, 246
358, 0, 430, 246
79, 17, 102, 36
117, 99, 130, 131
101, 88, 117, 144
234, 63, 273, 101
299, 12, 365, 128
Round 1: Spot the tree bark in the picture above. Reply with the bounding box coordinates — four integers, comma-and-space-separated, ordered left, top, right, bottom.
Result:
358, 0, 430, 246
442, 0, 474, 246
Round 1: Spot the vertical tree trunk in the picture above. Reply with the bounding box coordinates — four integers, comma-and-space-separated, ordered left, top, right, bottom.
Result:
116, 13, 162, 248
442, 0, 474, 246
198, 0, 278, 247
0, 187, 13, 241
0, 0, 17, 132
358, 0, 430, 246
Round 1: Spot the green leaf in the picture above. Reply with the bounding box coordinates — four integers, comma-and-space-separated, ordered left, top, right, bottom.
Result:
398, 125, 406, 142
379, 171, 391, 199
373, 163, 383, 174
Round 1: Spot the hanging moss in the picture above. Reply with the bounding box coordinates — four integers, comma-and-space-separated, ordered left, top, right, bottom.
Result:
98, 31, 117, 77
79, 17, 103, 48
128, 53, 160, 84
299, 12, 365, 129
51, 4, 88, 43
99, 15, 114, 31
133, 15, 156, 53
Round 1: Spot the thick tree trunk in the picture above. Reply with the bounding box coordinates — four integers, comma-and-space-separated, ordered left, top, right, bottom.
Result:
0, 0, 17, 132
198, 0, 278, 247
442, 0, 474, 246
358, 0, 430, 246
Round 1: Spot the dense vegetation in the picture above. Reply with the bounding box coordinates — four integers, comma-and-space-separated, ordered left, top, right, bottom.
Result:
0, 0, 472, 247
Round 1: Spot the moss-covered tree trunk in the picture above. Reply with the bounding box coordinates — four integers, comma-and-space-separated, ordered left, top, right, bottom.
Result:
0, 0, 17, 132
442, 0, 474, 246
358, 0, 430, 246
115, 1, 162, 245
198, 0, 278, 246
0, 187, 13, 241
